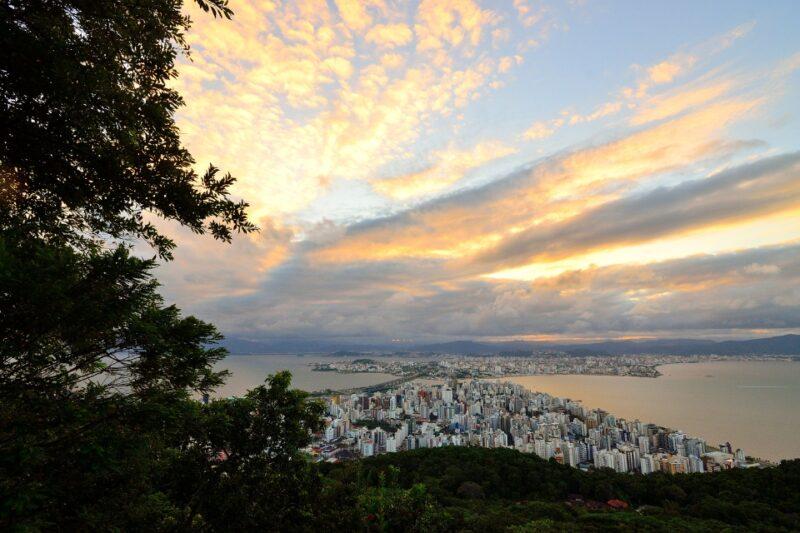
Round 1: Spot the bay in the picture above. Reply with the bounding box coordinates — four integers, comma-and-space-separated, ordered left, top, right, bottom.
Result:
213, 355, 397, 397
213, 357, 800, 461
507, 360, 800, 461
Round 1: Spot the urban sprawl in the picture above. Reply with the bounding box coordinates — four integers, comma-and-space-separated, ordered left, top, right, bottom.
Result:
310, 377, 764, 475
312, 353, 791, 380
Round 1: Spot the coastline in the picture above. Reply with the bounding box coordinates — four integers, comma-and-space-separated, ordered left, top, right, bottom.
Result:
503, 360, 800, 462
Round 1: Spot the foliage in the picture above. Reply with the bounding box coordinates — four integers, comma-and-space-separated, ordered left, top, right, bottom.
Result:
0, 248, 325, 529
355, 419, 399, 433
317, 447, 800, 532
160, 372, 325, 531
0, 227, 324, 530
0, 1, 311, 529
1, 0, 255, 258
0, 228, 227, 400
354, 467, 447, 532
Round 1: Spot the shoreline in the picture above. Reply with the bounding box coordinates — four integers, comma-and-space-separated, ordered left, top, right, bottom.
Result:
501, 361, 799, 462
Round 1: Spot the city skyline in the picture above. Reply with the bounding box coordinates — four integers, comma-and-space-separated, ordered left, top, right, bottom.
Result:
150, 0, 800, 343
312, 378, 757, 473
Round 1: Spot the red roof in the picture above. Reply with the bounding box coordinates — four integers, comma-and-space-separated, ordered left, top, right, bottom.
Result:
607, 499, 629, 509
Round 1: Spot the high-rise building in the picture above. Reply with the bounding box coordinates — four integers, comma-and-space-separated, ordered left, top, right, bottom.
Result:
638, 435, 650, 454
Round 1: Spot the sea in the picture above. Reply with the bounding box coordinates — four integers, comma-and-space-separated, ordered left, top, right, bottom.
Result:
214, 356, 800, 462
508, 360, 800, 462
213, 355, 397, 397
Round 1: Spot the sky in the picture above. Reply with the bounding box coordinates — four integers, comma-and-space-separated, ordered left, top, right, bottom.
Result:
150, 0, 800, 344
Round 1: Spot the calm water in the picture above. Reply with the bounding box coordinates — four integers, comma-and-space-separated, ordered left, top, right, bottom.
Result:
213, 357, 799, 461
212, 355, 397, 397
508, 360, 800, 461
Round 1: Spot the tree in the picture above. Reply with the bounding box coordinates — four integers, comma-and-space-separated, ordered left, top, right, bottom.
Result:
0, 229, 326, 529
1, 0, 255, 258
456, 480, 485, 499
164, 372, 325, 531
0, 0, 330, 529
0, 228, 224, 528
0, 228, 228, 400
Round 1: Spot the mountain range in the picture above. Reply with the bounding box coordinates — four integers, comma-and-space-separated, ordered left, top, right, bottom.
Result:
220, 333, 800, 356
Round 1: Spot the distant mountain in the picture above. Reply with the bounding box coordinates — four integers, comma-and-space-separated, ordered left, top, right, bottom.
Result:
217, 337, 342, 354
219, 338, 408, 355
219, 334, 800, 356
413, 340, 501, 354
413, 334, 800, 356
713, 334, 800, 355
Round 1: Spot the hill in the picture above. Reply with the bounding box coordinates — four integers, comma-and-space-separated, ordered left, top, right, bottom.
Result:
415, 335, 800, 356
316, 447, 800, 531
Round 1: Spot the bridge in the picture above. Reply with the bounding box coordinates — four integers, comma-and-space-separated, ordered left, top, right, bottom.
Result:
310, 374, 421, 397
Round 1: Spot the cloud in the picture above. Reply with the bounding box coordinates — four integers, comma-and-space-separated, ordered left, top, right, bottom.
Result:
647, 54, 697, 84
524, 101, 621, 139
772, 51, 800, 79
498, 55, 522, 73
173, 0, 530, 223
415, 0, 499, 53
523, 120, 556, 139
513, 0, 545, 27
371, 140, 518, 200
324, 56, 354, 78
165, 148, 800, 344
568, 101, 623, 125
334, 0, 373, 31
631, 80, 732, 125
365, 23, 414, 48
624, 21, 753, 101
709, 20, 756, 54
148, 216, 296, 304
380, 53, 405, 69
156, 8, 799, 343
524, 20, 757, 139
471, 152, 800, 272
314, 97, 762, 265
744, 263, 781, 275
190, 242, 800, 341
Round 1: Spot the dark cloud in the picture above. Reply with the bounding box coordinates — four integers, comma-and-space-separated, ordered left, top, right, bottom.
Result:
194, 242, 800, 341
153, 150, 800, 343
470, 152, 800, 271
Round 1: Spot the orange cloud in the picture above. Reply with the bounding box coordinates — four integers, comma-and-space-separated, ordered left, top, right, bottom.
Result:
523, 121, 555, 139
174, 0, 526, 223
312, 96, 762, 266
513, 0, 544, 28
632, 80, 732, 125
568, 101, 623, 125
648, 54, 697, 84
152, 216, 295, 302
365, 23, 414, 48
624, 22, 753, 101
334, 0, 372, 31
415, 0, 498, 52
371, 140, 518, 199
380, 53, 405, 69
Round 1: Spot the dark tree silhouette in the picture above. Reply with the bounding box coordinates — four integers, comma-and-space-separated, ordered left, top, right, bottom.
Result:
1, 0, 255, 259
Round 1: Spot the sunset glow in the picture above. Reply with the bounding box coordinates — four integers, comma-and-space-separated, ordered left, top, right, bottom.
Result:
155, 0, 800, 343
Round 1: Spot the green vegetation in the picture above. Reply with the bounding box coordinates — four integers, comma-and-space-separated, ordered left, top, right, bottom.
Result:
315, 447, 800, 532
1, 1, 320, 530
1, 0, 254, 259
354, 419, 400, 433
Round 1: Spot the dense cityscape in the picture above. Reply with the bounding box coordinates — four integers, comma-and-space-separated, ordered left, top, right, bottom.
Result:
310, 378, 762, 475
312, 353, 795, 380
